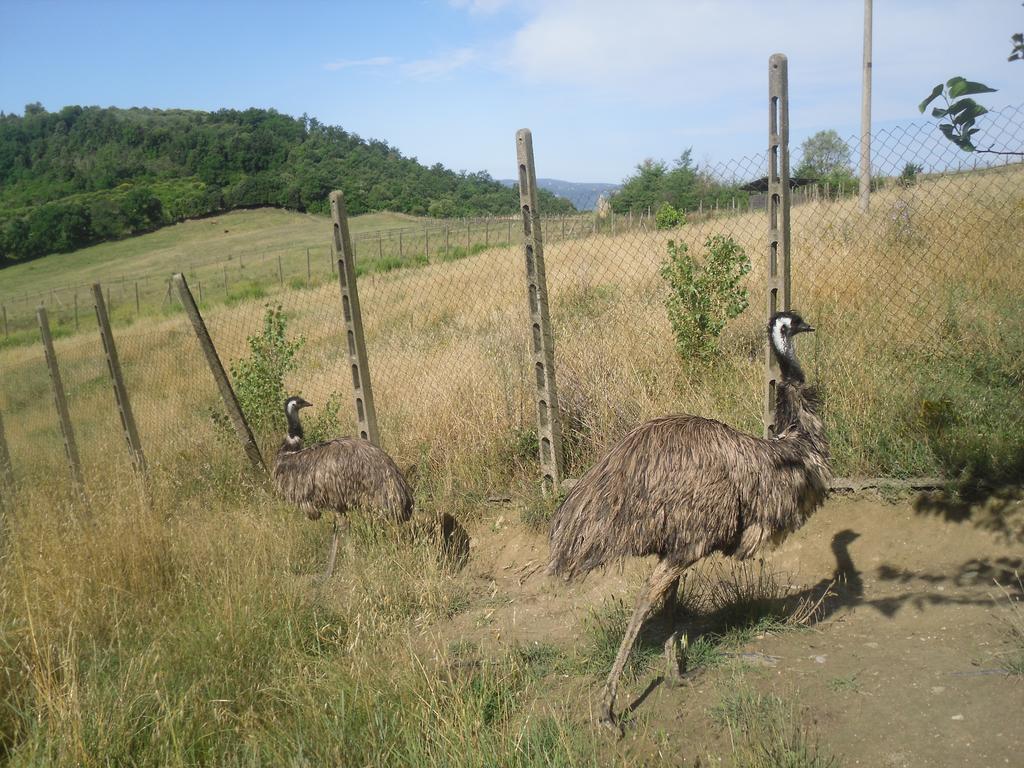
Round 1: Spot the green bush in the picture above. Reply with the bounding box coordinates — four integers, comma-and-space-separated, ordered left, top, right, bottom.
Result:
660, 235, 751, 362
655, 202, 682, 229
222, 305, 305, 439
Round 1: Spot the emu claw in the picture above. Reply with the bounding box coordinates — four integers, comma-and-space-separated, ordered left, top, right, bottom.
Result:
597, 711, 623, 737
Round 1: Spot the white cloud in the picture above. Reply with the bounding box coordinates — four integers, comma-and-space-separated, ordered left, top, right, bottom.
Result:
323, 56, 396, 72
403, 48, 477, 80
449, 0, 513, 14
497, 0, 1024, 114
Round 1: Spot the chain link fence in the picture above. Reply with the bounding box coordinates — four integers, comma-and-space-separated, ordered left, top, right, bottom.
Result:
0, 109, 1021, 501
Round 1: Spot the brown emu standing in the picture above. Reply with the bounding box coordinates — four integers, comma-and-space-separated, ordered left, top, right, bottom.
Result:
272, 396, 413, 577
547, 311, 830, 728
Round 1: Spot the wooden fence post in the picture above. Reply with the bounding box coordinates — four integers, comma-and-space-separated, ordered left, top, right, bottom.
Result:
331, 191, 380, 446
1, 305, 6, 338
38, 307, 85, 492
765, 53, 792, 437
516, 129, 564, 492
93, 284, 147, 474
173, 274, 266, 472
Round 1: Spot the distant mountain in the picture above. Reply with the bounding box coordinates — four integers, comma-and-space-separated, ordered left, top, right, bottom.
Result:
499, 178, 619, 211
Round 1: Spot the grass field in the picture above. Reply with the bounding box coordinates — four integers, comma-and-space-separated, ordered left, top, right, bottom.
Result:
0, 163, 1022, 764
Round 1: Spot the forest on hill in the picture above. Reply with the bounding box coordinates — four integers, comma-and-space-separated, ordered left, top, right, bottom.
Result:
0, 104, 574, 265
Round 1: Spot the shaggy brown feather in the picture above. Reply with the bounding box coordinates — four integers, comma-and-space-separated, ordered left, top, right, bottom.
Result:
273, 437, 413, 523
548, 319, 830, 581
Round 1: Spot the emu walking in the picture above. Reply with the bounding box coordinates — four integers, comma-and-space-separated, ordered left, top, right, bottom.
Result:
548, 312, 830, 728
273, 396, 413, 577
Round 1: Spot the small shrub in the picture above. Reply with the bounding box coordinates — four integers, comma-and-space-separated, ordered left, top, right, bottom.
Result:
304, 391, 345, 444
660, 234, 751, 362
219, 305, 304, 439
655, 202, 682, 229
899, 162, 923, 187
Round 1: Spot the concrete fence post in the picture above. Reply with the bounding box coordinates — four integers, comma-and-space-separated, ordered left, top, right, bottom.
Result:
0, 411, 15, 520
173, 274, 266, 473
765, 53, 793, 437
331, 191, 380, 446
516, 129, 564, 492
93, 284, 147, 474
38, 307, 85, 492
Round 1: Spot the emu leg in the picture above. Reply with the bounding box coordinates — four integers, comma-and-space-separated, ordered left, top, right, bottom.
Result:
662, 575, 685, 687
599, 559, 685, 730
324, 517, 341, 578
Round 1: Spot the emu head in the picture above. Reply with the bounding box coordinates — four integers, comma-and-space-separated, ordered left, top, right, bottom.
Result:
284, 396, 313, 443
767, 311, 814, 360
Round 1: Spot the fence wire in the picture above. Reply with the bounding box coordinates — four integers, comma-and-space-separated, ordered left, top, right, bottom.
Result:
0, 110, 1021, 497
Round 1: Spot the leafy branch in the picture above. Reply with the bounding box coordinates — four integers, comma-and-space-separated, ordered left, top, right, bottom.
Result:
918, 77, 997, 152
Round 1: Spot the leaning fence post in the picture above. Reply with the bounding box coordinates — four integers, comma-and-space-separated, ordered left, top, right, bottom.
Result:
38, 307, 85, 492
93, 284, 147, 474
331, 191, 380, 446
516, 129, 565, 492
765, 53, 793, 437
173, 274, 266, 472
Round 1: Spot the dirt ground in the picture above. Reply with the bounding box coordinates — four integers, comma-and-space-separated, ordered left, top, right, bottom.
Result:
439, 490, 1024, 766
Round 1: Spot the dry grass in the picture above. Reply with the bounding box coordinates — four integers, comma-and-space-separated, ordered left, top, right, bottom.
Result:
0, 165, 1019, 762
1, 166, 1021, 494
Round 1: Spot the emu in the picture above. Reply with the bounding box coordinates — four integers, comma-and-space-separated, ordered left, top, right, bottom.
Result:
272, 396, 413, 577
547, 311, 830, 729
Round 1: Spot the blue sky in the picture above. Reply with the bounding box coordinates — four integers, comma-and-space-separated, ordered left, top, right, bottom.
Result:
2, 0, 1022, 182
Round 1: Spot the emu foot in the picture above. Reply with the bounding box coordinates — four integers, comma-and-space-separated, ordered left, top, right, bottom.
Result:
663, 630, 688, 688
597, 708, 623, 737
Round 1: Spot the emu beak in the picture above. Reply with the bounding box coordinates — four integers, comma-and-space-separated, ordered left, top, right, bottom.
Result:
796, 322, 815, 334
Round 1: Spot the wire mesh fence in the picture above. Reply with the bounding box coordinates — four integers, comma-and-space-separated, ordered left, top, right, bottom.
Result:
0, 109, 1021, 501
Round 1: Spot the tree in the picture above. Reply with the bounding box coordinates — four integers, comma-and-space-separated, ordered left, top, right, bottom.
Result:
794, 130, 852, 178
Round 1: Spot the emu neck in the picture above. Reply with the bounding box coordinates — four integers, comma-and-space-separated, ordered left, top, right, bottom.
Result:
283, 409, 304, 452
772, 343, 826, 454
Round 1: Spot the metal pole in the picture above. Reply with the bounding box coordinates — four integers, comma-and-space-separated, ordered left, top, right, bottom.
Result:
306, 247, 311, 286
74, 292, 79, 330
1, 305, 6, 338
135, 281, 140, 316
765, 54, 792, 438
93, 284, 147, 474
331, 191, 380, 446
859, 0, 873, 212
516, 129, 565, 492
173, 274, 266, 472
38, 307, 85, 491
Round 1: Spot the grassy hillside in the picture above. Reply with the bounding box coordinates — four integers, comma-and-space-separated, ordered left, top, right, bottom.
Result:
0, 105, 575, 265
0, 208, 415, 302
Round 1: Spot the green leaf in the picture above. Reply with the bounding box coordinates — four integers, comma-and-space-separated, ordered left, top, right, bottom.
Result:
946, 100, 988, 128
919, 83, 944, 113
948, 78, 998, 98
931, 107, 949, 118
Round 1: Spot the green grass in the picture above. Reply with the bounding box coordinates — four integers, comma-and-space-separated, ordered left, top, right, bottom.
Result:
0, 468, 610, 767
711, 685, 840, 768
